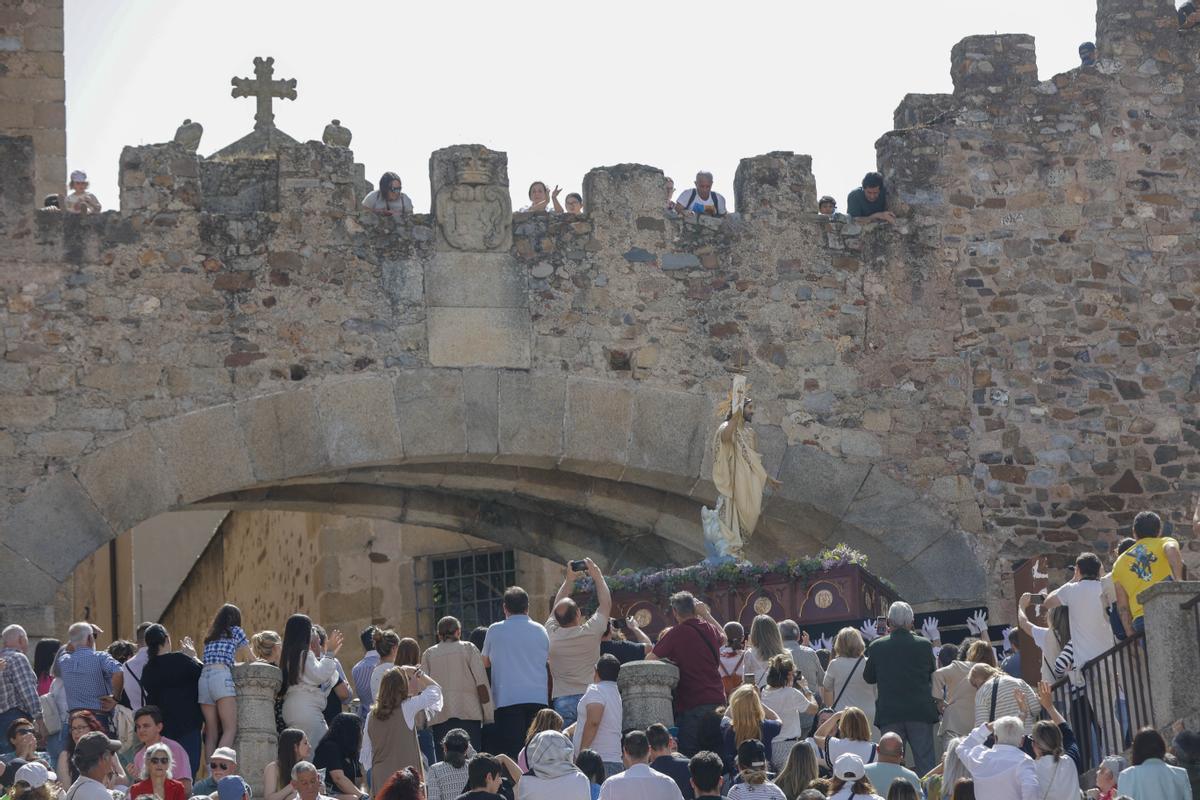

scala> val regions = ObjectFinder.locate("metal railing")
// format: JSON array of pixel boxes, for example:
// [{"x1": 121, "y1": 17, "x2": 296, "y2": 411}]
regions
[{"x1": 1049, "y1": 631, "x2": 1154, "y2": 767}]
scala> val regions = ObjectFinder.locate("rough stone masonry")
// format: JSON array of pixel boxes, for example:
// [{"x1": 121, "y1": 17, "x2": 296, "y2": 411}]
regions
[{"x1": 1, "y1": 0, "x2": 1198, "y2": 636}]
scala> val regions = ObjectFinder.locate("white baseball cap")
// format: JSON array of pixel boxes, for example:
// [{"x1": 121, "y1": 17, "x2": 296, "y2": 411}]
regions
[
  {"x1": 833, "y1": 752, "x2": 865, "y2": 781},
  {"x1": 14, "y1": 762, "x2": 57, "y2": 788},
  {"x1": 70, "y1": 170, "x2": 88, "y2": 183}
]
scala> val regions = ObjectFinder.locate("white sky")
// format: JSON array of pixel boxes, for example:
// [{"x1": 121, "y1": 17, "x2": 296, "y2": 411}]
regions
[{"x1": 64, "y1": 1, "x2": 1097, "y2": 212}]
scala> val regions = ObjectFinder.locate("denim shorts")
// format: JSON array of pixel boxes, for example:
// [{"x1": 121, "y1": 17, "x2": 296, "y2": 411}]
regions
[{"x1": 198, "y1": 663, "x2": 236, "y2": 704}]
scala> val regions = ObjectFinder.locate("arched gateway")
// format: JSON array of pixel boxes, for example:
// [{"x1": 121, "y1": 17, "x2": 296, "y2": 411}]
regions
[{"x1": 1, "y1": 368, "x2": 984, "y2": 629}]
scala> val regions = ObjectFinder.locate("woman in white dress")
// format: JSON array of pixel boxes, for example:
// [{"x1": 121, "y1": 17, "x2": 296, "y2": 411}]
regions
[{"x1": 279, "y1": 614, "x2": 344, "y2": 747}]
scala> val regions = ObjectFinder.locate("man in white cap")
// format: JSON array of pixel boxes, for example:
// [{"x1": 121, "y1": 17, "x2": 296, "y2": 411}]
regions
[
  {"x1": 192, "y1": 746, "x2": 240, "y2": 796},
  {"x1": 66, "y1": 731, "x2": 123, "y2": 800},
  {"x1": 63, "y1": 170, "x2": 101, "y2": 214}
]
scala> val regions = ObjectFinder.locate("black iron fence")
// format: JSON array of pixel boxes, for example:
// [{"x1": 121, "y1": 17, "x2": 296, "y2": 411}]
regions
[{"x1": 1049, "y1": 632, "x2": 1154, "y2": 767}]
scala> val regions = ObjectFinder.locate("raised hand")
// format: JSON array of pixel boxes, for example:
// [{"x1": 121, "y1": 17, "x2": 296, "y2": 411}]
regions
[
  {"x1": 1001, "y1": 626, "x2": 1015, "y2": 653},
  {"x1": 181, "y1": 636, "x2": 197, "y2": 658},
  {"x1": 966, "y1": 609, "x2": 989, "y2": 637},
  {"x1": 800, "y1": 631, "x2": 811, "y2": 647},
  {"x1": 1014, "y1": 686, "x2": 1030, "y2": 718},
  {"x1": 328, "y1": 629, "x2": 344, "y2": 655},
  {"x1": 860, "y1": 619, "x2": 879, "y2": 642},
  {"x1": 817, "y1": 634, "x2": 833, "y2": 652},
  {"x1": 552, "y1": 185, "x2": 562, "y2": 199},
  {"x1": 1036, "y1": 680, "x2": 1054, "y2": 712},
  {"x1": 920, "y1": 617, "x2": 941, "y2": 642}
]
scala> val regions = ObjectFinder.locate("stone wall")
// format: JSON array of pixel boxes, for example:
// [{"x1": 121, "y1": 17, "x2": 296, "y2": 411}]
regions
[
  {"x1": 3, "y1": 0, "x2": 1200, "y2": 636},
  {"x1": 158, "y1": 509, "x2": 563, "y2": 663},
  {"x1": 0, "y1": 0, "x2": 65, "y2": 200}
]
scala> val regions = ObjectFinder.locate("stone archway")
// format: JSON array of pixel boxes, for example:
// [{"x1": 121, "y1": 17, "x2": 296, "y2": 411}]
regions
[{"x1": 1, "y1": 369, "x2": 985, "y2": 630}]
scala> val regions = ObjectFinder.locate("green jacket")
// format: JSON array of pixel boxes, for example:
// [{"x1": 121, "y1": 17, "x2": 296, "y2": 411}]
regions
[{"x1": 862, "y1": 627, "x2": 939, "y2": 726}]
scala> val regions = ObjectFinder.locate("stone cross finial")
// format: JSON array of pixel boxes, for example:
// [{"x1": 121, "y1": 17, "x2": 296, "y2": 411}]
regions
[{"x1": 230, "y1": 57, "x2": 297, "y2": 131}]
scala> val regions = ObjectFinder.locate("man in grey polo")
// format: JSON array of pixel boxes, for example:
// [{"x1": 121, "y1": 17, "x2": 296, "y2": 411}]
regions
[{"x1": 481, "y1": 586, "x2": 550, "y2": 758}]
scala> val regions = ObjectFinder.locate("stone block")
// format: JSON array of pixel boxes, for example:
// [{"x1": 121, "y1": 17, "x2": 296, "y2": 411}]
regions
[
  {"x1": 734, "y1": 151, "x2": 817, "y2": 215},
  {"x1": 774, "y1": 445, "x2": 872, "y2": 517},
  {"x1": 150, "y1": 405, "x2": 256, "y2": 503},
  {"x1": 1, "y1": 473, "x2": 114, "y2": 580},
  {"x1": 232, "y1": 662, "x2": 282, "y2": 798},
  {"x1": 81, "y1": 364, "x2": 162, "y2": 399},
  {"x1": 315, "y1": 377, "x2": 404, "y2": 469},
  {"x1": 1143, "y1": 581, "x2": 1200, "y2": 727},
  {"x1": 234, "y1": 390, "x2": 329, "y2": 483},
  {"x1": 951, "y1": 34, "x2": 1038, "y2": 96},
  {"x1": 618, "y1": 660, "x2": 679, "y2": 730},
  {"x1": 563, "y1": 380, "x2": 633, "y2": 476},
  {"x1": 394, "y1": 369, "x2": 465, "y2": 458},
  {"x1": 0, "y1": 394, "x2": 55, "y2": 428},
  {"x1": 427, "y1": 307, "x2": 531, "y2": 369},
  {"x1": 76, "y1": 427, "x2": 180, "y2": 536},
  {"x1": 463, "y1": 369, "x2": 499, "y2": 455},
  {"x1": 425, "y1": 251, "x2": 525, "y2": 307},
  {"x1": 628, "y1": 388, "x2": 708, "y2": 479},
  {"x1": 0, "y1": 543, "x2": 63, "y2": 612},
  {"x1": 497, "y1": 371, "x2": 564, "y2": 464},
  {"x1": 583, "y1": 163, "x2": 667, "y2": 226}
]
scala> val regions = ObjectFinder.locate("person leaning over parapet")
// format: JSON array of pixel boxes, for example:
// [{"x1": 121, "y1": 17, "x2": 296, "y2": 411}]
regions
[
  {"x1": 363, "y1": 172, "x2": 413, "y2": 216},
  {"x1": 847, "y1": 172, "x2": 895, "y2": 225},
  {"x1": 817, "y1": 196, "x2": 848, "y2": 223},
  {"x1": 519, "y1": 182, "x2": 564, "y2": 213},
  {"x1": 673, "y1": 171, "x2": 726, "y2": 218},
  {"x1": 63, "y1": 171, "x2": 101, "y2": 214}
]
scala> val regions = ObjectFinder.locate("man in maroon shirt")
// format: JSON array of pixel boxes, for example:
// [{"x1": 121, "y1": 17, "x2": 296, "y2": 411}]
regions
[{"x1": 647, "y1": 592, "x2": 727, "y2": 756}]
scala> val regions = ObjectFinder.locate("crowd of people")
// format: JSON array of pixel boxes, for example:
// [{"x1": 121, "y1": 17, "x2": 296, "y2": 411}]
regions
[
  {"x1": 357, "y1": 168, "x2": 901, "y2": 227},
  {"x1": 0, "y1": 518, "x2": 1194, "y2": 800}
]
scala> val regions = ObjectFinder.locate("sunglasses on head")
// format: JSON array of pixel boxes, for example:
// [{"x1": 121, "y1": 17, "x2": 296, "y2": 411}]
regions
[
  {"x1": 149, "y1": 757, "x2": 171, "y2": 765},
  {"x1": 15, "y1": 728, "x2": 35, "y2": 736}
]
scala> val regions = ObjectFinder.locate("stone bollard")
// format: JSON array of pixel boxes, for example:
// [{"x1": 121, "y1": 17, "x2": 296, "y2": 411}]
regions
[
  {"x1": 1141, "y1": 580, "x2": 1200, "y2": 728},
  {"x1": 617, "y1": 660, "x2": 679, "y2": 731},
  {"x1": 233, "y1": 662, "x2": 282, "y2": 797}
]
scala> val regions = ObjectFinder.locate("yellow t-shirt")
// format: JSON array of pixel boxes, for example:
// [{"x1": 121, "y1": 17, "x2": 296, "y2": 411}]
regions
[{"x1": 1112, "y1": 536, "x2": 1177, "y2": 619}]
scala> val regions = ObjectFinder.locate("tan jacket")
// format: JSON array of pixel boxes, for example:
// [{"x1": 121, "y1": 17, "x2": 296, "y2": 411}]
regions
[
  {"x1": 932, "y1": 660, "x2": 977, "y2": 738},
  {"x1": 421, "y1": 640, "x2": 493, "y2": 724}
]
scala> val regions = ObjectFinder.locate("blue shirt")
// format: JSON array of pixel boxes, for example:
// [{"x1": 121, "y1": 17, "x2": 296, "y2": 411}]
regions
[
  {"x1": 351, "y1": 651, "x2": 380, "y2": 719},
  {"x1": 56, "y1": 646, "x2": 120, "y2": 711},
  {"x1": 481, "y1": 615, "x2": 549, "y2": 708}
]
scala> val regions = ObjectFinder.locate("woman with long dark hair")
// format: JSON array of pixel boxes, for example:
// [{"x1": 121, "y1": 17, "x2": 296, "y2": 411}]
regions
[
  {"x1": 32, "y1": 640, "x2": 59, "y2": 696},
  {"x1": 199, "y1": 603, "x2": 251, "y2": 758},
  {"x1": 264, "y1": 728, "x2": 311, "y2": 800},
  {"x1": 280, "y1": 614, "x2": 344, "y2": 747},
  {"x1": 362, "y1": 173, "x2": 413, "y2": 216},
  {"x1": 425, "y1": 728, "x2": 471, "y2": 800},
  {"x1": 141, "y1": 623, "x2": 204, "y2": 775},
  {"x1": 314, "y1": 712, "x2": 364, "y2": 800}
]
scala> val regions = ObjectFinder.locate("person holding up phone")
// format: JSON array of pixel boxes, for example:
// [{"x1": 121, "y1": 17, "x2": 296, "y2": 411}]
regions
[
  {"x1": 601, "y1": 616, "x2": 652, "y2": 665},
  {"x1": 546, "y1": 559, "x2": 612, "y2": 729}
]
